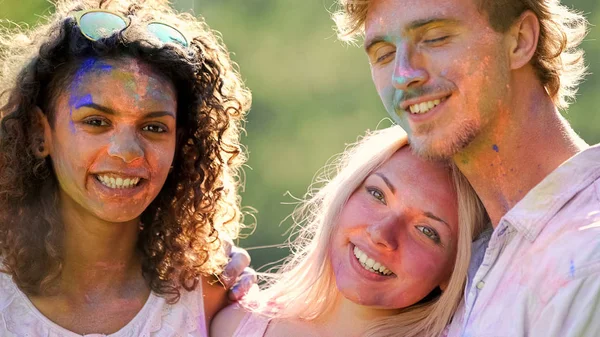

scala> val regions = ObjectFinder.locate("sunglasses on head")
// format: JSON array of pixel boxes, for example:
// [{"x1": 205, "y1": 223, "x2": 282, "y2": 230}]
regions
[{"x1": 72, "y1": 9, "x2": 188, "y2": 48}]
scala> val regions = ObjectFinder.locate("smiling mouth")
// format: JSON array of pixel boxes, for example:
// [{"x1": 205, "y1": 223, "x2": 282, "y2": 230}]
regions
[
  {"x1": 407, "y1": 96, "x2": 448, "y2": 115},
  {"x1": 95, "y1": 174, "x2": 142, "y2": 189},
  {"x1": 353, "y1": 246, "x2": 394, "y2": 276}
]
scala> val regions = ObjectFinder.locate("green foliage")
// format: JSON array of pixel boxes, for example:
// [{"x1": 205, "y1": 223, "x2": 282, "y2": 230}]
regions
[{"x1": 2, "y1": 0, "x2": 599, "y2": 270}]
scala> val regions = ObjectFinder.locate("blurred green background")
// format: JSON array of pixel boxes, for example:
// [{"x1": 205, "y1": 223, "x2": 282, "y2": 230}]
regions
[{"x1": 2, "y1": 0, "x2": 599, "y2": 271}]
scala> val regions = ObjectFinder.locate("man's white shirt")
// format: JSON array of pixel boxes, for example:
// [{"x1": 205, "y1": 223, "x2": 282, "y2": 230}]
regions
[{"x1": 447, "y1": 144, "x2": 600, "y2": 337}]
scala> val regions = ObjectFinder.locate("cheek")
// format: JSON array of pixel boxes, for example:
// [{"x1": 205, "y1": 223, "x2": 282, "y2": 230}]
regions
[
  {"x1": 337, "y1": 194, "x2": 374, "y2": 232},
  {"x1": 144, "y1": 139, "x2": 176, "y2": 179},
  {"x1": 372, "y1": 68, "x2": 394, "y2": 105},
  {"x1": 403, "y1": 244, "x2": 452, "y2": 281},
  {"x1": 372, "y1": 67, "x2": 409, "y2": 126},
  {"x1": 52, "y1": 125, "x2": 104, "y2": 175}
]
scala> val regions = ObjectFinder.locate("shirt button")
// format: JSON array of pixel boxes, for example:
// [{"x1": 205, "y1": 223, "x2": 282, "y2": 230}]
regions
[{"x1": 476, "y1": 281, "x2": 485, "y2": 289}]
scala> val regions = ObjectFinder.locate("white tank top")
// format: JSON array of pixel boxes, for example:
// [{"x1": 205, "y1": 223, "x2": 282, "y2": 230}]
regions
[{"x1": 0, "y1": 272, "x2": 207, "y2": 336}]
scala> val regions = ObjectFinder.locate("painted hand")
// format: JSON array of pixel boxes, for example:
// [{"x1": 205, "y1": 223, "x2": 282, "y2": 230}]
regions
[{"x1": 221, "y1": 240, "x2": 257, "y2": 301}]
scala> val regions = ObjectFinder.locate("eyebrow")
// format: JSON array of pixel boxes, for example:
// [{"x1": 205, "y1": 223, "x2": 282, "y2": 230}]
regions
[
  {"x1": 364, "y1": 18, "x2": 461, "y2": 53},
  {"x1": 424, "y1": 211, "x2": 449, "y2": 227},
  {"x1": 76, "y1": 102, "x2": 175, "y2": 119},
  {"x1": 405, "y1": 18, "x2": 460, "y2": 32},
  {"x1": 374, "y1": 172, "x2": 396, "y2": 194},
  {"x1": 371, "y1": 172, "x2": 451, "y2": 226}
]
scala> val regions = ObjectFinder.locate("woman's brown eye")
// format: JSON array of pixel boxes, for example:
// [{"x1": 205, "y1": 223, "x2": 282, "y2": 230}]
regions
[
  {"x1": 84, "y1": 117, "x2": 109, "y2": 127},
  {"x1": 142, "y1": 124, "x2": 167, "y2": 133}
]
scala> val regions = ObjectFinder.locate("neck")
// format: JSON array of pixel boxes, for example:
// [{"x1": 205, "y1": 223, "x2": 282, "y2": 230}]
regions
[
  {"x1": 58, "y1": 194, "x2": 144, "y2": 298},
  {"x1": 316, "y1": 296, "x2": 400, "y2": 337},
  {"x1": 453, "y1": 80, "x2": 587, "y2": 227}
]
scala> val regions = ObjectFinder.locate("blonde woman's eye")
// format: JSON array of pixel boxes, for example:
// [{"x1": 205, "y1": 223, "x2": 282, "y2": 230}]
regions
[
  {"x1": 417, "y1": 226, "x2": 440, "y2": 243},
  {"x1": 367, "y1": 187, "x2": 386, "y2": 204}
]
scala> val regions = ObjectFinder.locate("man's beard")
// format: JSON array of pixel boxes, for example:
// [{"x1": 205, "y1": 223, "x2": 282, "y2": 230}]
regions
[{"x1": 408, "y1": 119, "x2": 481, "y2": 161}]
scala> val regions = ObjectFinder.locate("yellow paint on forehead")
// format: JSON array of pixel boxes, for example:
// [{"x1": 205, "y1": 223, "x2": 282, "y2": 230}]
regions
[{"x1": 103, "y1": 62, "x2": 162, "y2": 100}]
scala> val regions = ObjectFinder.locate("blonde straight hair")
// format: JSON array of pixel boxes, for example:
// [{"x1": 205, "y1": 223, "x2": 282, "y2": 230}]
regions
[{"x1": 245, "y1": 126, "x2": 488, "y2": 337}]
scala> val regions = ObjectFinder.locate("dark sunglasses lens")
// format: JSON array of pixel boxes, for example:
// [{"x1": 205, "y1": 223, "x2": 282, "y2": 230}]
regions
[
  {"x1": 79, "y1": 12, "x2": 127, "y2": 40},
  {"x1": 147, "y1": 22, "x2": 188, "y2": 47}
]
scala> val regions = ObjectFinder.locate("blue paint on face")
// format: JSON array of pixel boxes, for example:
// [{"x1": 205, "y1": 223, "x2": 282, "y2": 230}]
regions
[
  {"x1": 69, "y1": 93, "x2": 93, "y2": 109},
  {"x1": 71, "y1": 57, "x2": 113, "y2": 89},
  {"x1": 492, "y1": 144, "x2": 499, "y2": 152},
  {"x1": 67, "y1": 58, "x2": 112, "y2": 132},
  {"x1": 67, "y1": 93, "x2": 92, "y2": 133}
]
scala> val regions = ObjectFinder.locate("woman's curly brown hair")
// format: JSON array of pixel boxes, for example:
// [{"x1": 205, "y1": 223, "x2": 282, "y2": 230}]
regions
[{"x1": 0, "y1": 0, "x2": 251, "y2": 302}]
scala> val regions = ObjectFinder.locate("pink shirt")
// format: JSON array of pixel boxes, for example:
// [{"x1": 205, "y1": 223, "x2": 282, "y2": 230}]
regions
[
  {"x1": 232, "y1": 312, "x2": 270, "y2": 337},
  {"x1": 447, "y1": 144, "x2": 600, "y2": 336}
]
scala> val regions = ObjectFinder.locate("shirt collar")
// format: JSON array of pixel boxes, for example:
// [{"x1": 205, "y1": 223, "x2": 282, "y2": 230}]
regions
[{"x1": 502, "y1": 144, "x2": 600, "y2": 242}]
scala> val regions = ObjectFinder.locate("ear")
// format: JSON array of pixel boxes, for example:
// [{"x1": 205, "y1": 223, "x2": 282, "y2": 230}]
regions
[
  {"x1": 439, "y1": 280, "x2": 449, "y2": 292},
  {"x1": 32, "y1": 106, "x2": 53, "y2": 158},
  {"x1": 508, "y1": 10, "x2": 540, "y2": 70}
]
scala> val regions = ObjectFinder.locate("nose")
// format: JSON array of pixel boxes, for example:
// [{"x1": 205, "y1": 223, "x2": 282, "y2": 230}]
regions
[
  {"x1": 392, "y1": 43, "x2": 428, "y2": 90},
  {"x1": 366, "y1": 215, "x2": 400, "y2": 251},
  {"x1": 107, "y1": 128, "x2": 144, "y2": 163}
]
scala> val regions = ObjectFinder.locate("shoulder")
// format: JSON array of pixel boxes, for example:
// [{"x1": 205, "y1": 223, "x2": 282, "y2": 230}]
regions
[
  {"x1": 0, "y1": 272, "x2": 38, "y2": 335},
  {"x1": 210, "y1": 303, "x2": 250, "y2": 337},
  {"x1": 534, "y1": 179, "x2": 600, "y2": 270},
  {"x1": 0, "y1": 272, "x2": 18, "y2": 305},
  {"x1": 201, "y1": 276, "x2": 229, "y2": 325}
]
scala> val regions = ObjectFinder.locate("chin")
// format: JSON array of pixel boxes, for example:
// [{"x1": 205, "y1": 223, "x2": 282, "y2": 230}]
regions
[
  {"x1": 98, "y1": 213, "x2": 142, "y2": 223},
  {"x1": 338, "y1": 284, "x2": 396, "y2": 309},
  {"x1": 409, "y1": 126, "x2": 479, "y2": 161},
  {"x1": 91, "y1": 205, "x2": 146, "y2": 223},
  {"x1": 410, "y1": 137, "x2": 457, "y2": 161}
]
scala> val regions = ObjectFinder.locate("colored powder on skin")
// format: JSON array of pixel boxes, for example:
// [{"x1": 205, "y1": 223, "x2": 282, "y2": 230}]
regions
[
  {"x1": 67, "y1": 93, "x2": 93, "y2": 132},
  {"x1": 492, "y1": 144, "x2": 499, "y2": 152},
  {"x1": 72, "y1": 58, "x2": 113, "y2": 88},
  {"x1": 69, "y1": 93, "x2": 93, "y2": 110},
  {"x1": 570, "y1": 260, "x2": 575, "y2": 278},
  {"x1": 68, "y1": 58, "x2": 113, "y2": 131}
]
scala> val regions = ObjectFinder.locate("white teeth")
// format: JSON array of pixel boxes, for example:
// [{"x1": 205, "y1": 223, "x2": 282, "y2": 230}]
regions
[
  {"x1": 353, "y1": 246, "x2": 393, "y2": 276},
  {"x1": 96, "y1": 174, "x2": 142, "y2": 189},
  {"x1": 408, "y1": 98, "x2": 444, "y2": 115}
]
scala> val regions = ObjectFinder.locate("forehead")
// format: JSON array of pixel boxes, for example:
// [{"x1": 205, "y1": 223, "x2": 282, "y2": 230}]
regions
[
  {"x1": 364, "y1": 0, "x2": 483, "y2": 38},
  {"x1": 69, "y1": 57, "x2": 170, "y2": 90},
  {"x1": 377, "y1": 147, "x2": 456, "y2": 202},
  {"x1": 64, "y1": 57, "x2": 176, "y2": 107}
]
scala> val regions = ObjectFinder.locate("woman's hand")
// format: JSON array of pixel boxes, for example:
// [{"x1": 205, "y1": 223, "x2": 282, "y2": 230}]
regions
[{"x1": 221, "y1": 241, "x2": 258, "y2": 301}]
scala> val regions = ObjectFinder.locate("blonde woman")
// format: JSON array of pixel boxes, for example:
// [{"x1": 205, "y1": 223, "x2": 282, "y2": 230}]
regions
[{"x1": 211, "y1": 126, "x2": 488, "y2": 337}]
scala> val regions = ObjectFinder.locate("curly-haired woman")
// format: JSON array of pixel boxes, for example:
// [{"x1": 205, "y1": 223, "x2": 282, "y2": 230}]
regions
[{"x1": 0, "y1": 0, "x2": 252, "y2": 335}]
